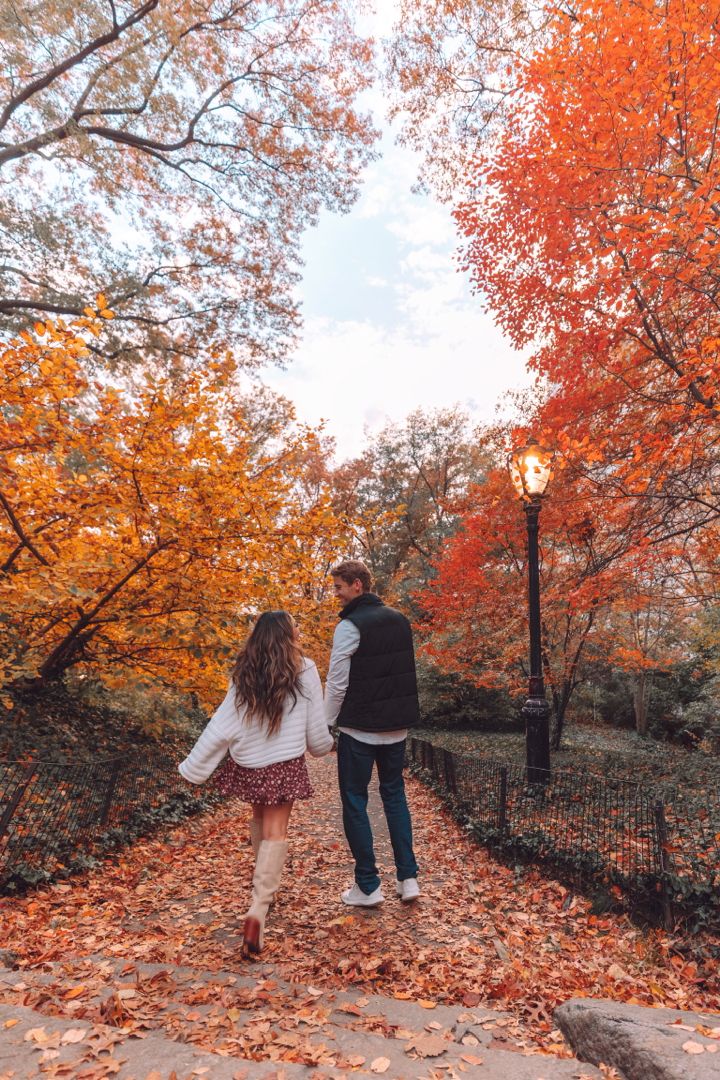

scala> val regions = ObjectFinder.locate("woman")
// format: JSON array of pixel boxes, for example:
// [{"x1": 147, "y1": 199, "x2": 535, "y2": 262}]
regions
[{"x1": 179, "y1": 611, "x2": 333, "y2": 956}]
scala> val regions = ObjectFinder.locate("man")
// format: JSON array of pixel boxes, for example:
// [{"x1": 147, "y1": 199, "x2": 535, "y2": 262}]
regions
[{"x1": 325, "y1": 559, "x2": 420, "y2": 907}]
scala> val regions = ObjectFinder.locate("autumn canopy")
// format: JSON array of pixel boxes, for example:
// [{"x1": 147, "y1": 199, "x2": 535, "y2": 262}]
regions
[{"x1": 2, "y1": 0, "x2": 720, "y2": 742}]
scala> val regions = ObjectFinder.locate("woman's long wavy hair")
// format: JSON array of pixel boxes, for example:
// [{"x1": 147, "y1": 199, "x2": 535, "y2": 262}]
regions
[{"x1": 231, "y1": 611, "x2": 303, "y2": 736}]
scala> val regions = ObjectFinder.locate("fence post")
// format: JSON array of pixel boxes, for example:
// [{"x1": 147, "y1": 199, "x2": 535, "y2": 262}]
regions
[
  {"x1": 99, "y1": 760, "x2": 123, "y2": 828},
  {"x1": 443, "y1": 749, "x2": 457, "y2": 794},
  {"x1": 498, "y1": 766, "x2": 508, "y2": 834},
  {"x1": 653, "y1": 800, "x2": 674, "y2": 931},
  {"x1": 0, "y1": 765, "x2": 36, "y2": 844}
]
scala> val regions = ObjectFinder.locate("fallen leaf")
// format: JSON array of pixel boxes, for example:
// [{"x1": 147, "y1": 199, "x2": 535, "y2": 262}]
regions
[
  {"x1": 60, "y1": 1028, "x2": 88, "y2": 1044},
  {"x1": 24, "y1": 1027, "x2": 47, "y2": 1043},
  {"x1": 683, "y1": 1041, "x2": 705, "y2": 1054},
  {"x1": 405, "y1": 1034, "x2": 448, "y2": 1058},
  {"x1": 370, "y1": 1057, "x2": 390, "y2": 1073},
  {"x1": 461, "y1": 1054, "x2": 484, "y2": 1065}
]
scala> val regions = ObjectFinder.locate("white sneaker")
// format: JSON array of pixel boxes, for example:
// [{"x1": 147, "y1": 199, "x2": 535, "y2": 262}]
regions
[
  {"x1": 342, "y1": 883, "x2": 385, "y2": 907},
  {"x1": 395, "y1": 877, "x2": 420, "y2": 902}
]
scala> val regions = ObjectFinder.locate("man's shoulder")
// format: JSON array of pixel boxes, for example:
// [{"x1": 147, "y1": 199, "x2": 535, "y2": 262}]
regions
[
  {"x1": 356, "y1": 603, "x2": 413, "y2": 635},
  {"x1": 378, "y1": 603, "x2": 411, "y2": 625}
]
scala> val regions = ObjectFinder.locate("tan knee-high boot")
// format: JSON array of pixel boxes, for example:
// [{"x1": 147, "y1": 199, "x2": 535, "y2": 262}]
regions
[
  {"x1": 242, "y1": 839, "x2": 288, "y2": 957},
  {"x1": 249, "y1": 821, "x2": 279, "y2": 905}
]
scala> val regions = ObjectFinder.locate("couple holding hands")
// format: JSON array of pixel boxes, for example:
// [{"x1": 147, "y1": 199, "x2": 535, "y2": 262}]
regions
[{"x1": 179, "y1": 560, "x2": 420, "y2": 957}]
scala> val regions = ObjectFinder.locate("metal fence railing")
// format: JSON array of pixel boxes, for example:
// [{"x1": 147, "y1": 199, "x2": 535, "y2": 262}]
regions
[
  {"x1": 0, "y1": 754, "x2": 199, "y2": 892},
  {"x1": 408, "y1": 737, "x2": 719, "y2": 927}
]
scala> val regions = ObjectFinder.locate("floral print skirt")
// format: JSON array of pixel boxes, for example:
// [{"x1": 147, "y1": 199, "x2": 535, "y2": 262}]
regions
[{"x1": 213, "y1": 754, "x2": 314, "y2": 805}]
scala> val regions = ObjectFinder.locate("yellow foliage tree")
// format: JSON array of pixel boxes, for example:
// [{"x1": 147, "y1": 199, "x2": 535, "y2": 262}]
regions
[{"x1": 0, "y1": 313, "x2": 346, "y2": 704}]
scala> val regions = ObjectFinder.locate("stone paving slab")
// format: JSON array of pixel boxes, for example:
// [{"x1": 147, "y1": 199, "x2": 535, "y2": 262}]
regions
[
  {"x1": 556, "y1": 998, "x2": 720, "y2": 1080},
  {"x1": 0, "y1": 958, "x2": 509, "y2": 1038},
  {"x1": 0, "y1": 961, "x2": 605, "y2": 1079},
  {"x1": 0, "y1": 999, "x2": 606, "y2": 1080},
  {"x1": 0, "y1": 1002, "x2": 311, "y2": 1079}
]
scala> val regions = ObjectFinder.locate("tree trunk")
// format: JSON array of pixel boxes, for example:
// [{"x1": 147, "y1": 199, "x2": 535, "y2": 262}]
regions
[
  {"x1": 633, "y1": 672, "x2": 651, "y2": 735},
  {"x1": 550, "y1": 681, "x2": 572, "y2": 751}
]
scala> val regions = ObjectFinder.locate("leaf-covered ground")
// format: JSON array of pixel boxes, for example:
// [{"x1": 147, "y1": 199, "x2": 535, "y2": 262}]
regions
[
  {"x1": 420, "y1": 727, "x2": 720, "y2": 867},
  {"x1": 416, "y1": 726, "x2": 718, "y2": 797},
  {"x1": 0, "y1": 756, "x2": 718, "y2": 1062}
]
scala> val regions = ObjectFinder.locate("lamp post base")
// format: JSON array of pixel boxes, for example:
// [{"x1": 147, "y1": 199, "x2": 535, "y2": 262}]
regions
[{"x1": 523, "y1": 696, "x2": 551, "y2": 784}]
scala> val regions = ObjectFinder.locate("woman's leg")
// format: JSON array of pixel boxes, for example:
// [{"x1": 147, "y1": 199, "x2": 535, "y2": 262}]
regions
[
  {"x1": 250, "y1": 804, "x2": 263, "y2": 856},
  {"x1": 243, "y1": 802, "x2": 292, "y2": 957},
  {"x1": 261, "y1": 801, "x2": 292, "y2": 839}
]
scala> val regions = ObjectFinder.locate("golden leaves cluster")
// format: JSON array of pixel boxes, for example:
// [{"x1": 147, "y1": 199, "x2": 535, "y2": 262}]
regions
[{"x1": 0, "y1": 314, "x2": 346, "y2": 701}]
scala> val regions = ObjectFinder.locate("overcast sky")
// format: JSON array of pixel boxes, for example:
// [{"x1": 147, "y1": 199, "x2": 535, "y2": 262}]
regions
[{"x1": 262, "y1": 4, "x2": 533, "y2": 462}]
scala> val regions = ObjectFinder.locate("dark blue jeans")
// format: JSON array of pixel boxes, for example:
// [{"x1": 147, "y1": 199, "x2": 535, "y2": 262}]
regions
[{"x1": 337, "y1": 732, "x2": 419, "y2": 894}]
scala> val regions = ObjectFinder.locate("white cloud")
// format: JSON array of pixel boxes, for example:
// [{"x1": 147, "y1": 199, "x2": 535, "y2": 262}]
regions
[
  {"x1": 262, "y1": 2, "x2": 534, "y2": 461},
  {"x1": 265, "y1": 307, "x2": 531, "y2": 460}
]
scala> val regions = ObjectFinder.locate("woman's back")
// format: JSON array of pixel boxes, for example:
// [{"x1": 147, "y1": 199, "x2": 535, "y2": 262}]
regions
[{"x1": 179, "y1": 657, "x2": 332, "y2": 781}]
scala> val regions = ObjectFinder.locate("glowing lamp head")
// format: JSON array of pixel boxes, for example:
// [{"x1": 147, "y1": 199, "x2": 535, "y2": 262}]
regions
[{"x1": 509, "y1": 439, "x2": 554, "y2": 501}]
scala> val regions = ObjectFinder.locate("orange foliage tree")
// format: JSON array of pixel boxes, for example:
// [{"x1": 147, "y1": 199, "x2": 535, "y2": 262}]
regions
[
  {"x1": 0, "y1": 314, "x2": 346, "y2": 704},
  {"x1": 453, "y1": 0, "x2": 720, "y2": 544},
  {"x1": 415, "y1": 445, "x2": 708, "y2": 745},
  {"x1": 417, "y1": 465, "x2": 609, "y2": 747},
  {"x1": 389, "y1": 0, "x2": 720, "y2": 728}
]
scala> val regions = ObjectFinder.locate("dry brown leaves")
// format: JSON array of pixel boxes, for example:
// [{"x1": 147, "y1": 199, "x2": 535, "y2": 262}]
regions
[{"x1": 0, "y1": 757, "x2": 718, "y2": 1069}]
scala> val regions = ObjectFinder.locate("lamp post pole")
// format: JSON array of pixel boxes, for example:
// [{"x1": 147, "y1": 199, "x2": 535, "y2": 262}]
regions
[{"x1": 523, "y1": 497, "x2": 551, "y2": 784}]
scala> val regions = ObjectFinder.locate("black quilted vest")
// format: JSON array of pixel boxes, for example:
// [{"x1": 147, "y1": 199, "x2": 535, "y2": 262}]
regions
[{"x1": 336, "y1": 593, "x2": 420, "y2": 732}]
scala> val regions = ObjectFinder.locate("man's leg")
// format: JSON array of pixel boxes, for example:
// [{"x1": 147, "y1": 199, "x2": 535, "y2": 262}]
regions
[
  {"x1": 337, "y1": 733, "x2": 381, "y2": 893},
  {"x1": 376, "y1": 740, "x2": 419, "y2": 883}
]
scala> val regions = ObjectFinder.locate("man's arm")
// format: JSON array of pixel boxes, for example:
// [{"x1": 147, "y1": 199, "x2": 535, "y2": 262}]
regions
[{"x1": 324, "y1": 620, "x2": 361, "y2": 725}]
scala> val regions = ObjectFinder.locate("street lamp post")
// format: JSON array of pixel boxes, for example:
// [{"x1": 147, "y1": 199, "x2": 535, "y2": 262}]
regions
[{"x1": 509, "y1": 439, "x2": 554, "y2": 784}]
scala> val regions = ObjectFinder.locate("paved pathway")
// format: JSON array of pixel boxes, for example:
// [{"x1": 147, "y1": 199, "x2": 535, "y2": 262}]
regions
[{"x1": 0, "y1": 756, "x2": 716, "y2": 1077}]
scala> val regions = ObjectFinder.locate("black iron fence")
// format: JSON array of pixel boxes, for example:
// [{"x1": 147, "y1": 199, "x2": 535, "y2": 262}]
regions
[
  {"x1": 408, "y1": 737, "x2": 720, "y2": 927},
  {"x1": 0, "y1": 754, "x2": 199, "y2": 892}
]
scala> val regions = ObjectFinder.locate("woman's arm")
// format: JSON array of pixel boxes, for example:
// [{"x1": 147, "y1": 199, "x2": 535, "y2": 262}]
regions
[
  {"x1": 178, "y1": 685, "x2": 238, "y2": 783},
  {"x1": 304, "y1": 662, "x2": 334, "y2": 757}
]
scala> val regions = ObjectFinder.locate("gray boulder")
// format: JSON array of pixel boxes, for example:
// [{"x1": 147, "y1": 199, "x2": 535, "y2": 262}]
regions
[{"x1": 556, "y1": 998, "x2": 720, "y2": 1080}]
